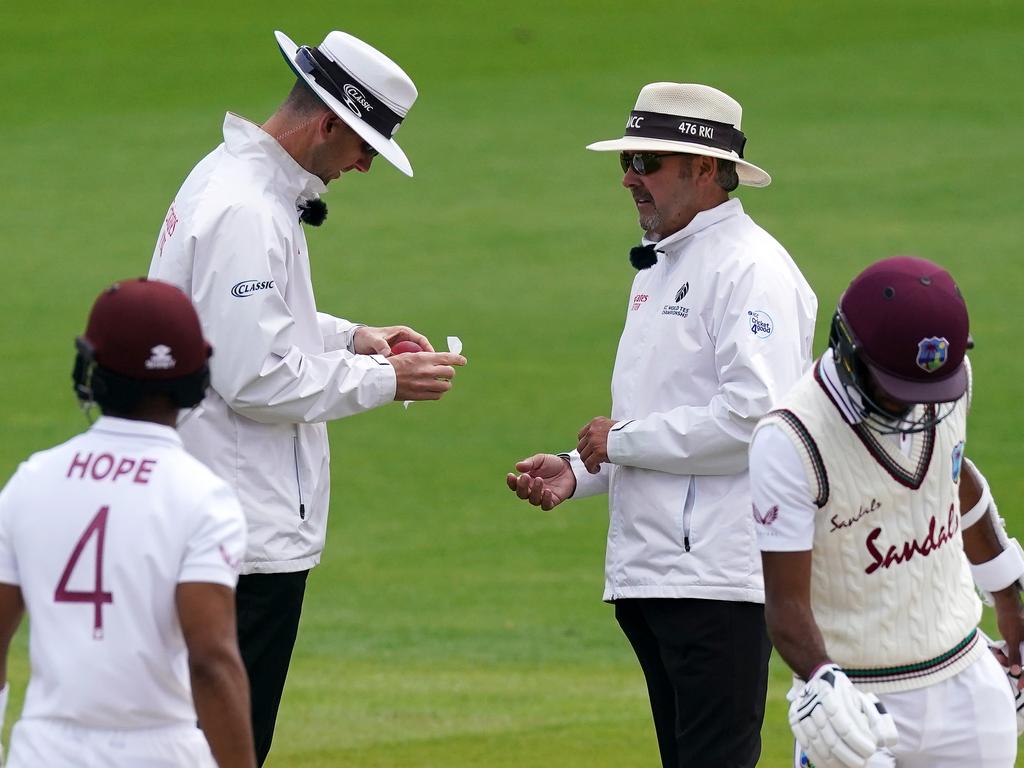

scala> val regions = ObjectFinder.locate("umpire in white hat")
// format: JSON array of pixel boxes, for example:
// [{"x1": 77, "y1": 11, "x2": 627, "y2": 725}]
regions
[
  {"x1": 507, "y1": 82, "x2": 817, "y2": 766},
  {"x1": 149, "y1": 29, "x2": 466, "y2": 765}
]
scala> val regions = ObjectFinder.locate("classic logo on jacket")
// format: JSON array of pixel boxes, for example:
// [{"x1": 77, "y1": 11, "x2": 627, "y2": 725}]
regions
[
  {"x1": 231, "y1": 280, "x2": 276, "y2": 298},
  {"x1": 916, "y1": 336, "x2": 949, "y2": 372},
  {"x1": 951, "y1": 441, "x2": 965, "y2": 483},
  {"x1": 675, "y1": 283, "x2": 689, "y2": 303},
  {"x1": 631, "y1": 293, "x2": 648, "y2": 311},
  {"x1": 863, "y1": 503, "x2": 958, "y2": 574},
  {"x1": 747, "y1": 310, "x2": 774, "y2": 338}
]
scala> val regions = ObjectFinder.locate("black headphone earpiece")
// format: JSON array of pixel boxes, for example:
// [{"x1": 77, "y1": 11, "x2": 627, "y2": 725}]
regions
[
  {"x1": 72, "y1": 337, "x2": 99, "y2": 403},
  {"x1": 829, "y1": 310, "x2": 867, "y2": 385}
]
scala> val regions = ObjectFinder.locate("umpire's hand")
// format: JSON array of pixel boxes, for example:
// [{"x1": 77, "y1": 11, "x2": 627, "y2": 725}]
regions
[
  {"x1": 388, "y1": 351, "x2": 466, "y2": 401},
  {"x1": 354, "y1": 324, "x2": 434, "y2": 355},
  {"x1": 577, "y1": 417, "x2": 618, "y2": 474},
  {"x1": 506, "y1": 454, "x2": 576, "y2": 511}
]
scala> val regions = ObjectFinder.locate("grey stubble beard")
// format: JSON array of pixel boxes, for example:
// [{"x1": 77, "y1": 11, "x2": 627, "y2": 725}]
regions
[{"x1": 638, "y1": 208, "x2": 662, "y2": 234}]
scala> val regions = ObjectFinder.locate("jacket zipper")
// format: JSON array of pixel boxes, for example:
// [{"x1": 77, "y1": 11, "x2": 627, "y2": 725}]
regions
[
  {"x1": 681, "y1": 476, "x2": 696, "y2": 552},
  {"x1": 292, "y1": 434, "x2": 306, "y2": 519}
]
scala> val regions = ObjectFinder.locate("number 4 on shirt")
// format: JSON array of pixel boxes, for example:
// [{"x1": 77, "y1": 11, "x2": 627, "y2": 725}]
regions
[{"x1": 54, "y1": 505, "x2": 114, "y2": 639}]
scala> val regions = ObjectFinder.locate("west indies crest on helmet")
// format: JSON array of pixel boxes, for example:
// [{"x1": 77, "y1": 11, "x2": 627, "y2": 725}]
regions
[{"x1": 828, "y1": 256, "x2": 969, "y2": 434}]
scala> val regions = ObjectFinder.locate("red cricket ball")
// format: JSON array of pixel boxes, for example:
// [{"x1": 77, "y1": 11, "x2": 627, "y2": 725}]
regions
[{"x1": 390, "y1": 340, "x2": 423, "y2": 355}]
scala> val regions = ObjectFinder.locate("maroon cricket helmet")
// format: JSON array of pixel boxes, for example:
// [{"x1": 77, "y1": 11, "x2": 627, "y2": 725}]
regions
[
  {"x1": 81, "y1": 278, "x2": 211, "y2": 380},
  {"x1": 837, "y1": 256, "x2": 969, "y2": 404}
]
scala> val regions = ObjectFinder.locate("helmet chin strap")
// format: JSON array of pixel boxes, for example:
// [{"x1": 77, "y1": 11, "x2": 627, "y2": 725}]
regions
[
  {"x1": 854, "y1": 395, "x2": 955, "y2": 436},
  {"x1": 79, "y1": 400, "x2": 98, "y2": 426}
]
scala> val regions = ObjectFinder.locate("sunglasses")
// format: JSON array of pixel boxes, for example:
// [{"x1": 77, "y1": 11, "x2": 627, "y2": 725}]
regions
[
  {"x1": 361, "y1": 142, "x2": 379, "y2": 158},
  {"x1": 619, "y1": 152, "x2": 677, "y2": 175}
]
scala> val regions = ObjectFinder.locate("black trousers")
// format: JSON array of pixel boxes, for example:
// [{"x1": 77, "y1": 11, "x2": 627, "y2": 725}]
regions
[
  {"x1": 235, "y1": 570, "x2": 310, "y2": 767},
  {"x1": 615, "y1": 598, "x2": 772, "y2": 768}
]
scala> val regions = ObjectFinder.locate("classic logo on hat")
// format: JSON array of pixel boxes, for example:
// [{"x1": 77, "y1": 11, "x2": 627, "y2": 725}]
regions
[
  {"x1": 342, "y1": 84, "x2": 373, "y2": 117},
  {"x1": 144, "y1": 344, "x2": 176, "y2": 370},
  {"x1": 916, "y1": 337, "x2": 949, "y2": 373}
]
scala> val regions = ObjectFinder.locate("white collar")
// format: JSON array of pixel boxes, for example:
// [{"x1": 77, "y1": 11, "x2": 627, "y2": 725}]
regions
[
  {"x1": 819, "y1": 350, "x2": 863, "y2": 425},
  {"x1": 90, "y1": 416, "x2": 183, "y2": 447},
  {"x1": 819, "y1": 350, "x2": 908, "y2": 437},
  {"x1": 643, "y1": 197, "x2": 743, "y2": 250},
  {"x1": 222, "y1": 113, "x2": 327, "y2": 203}
]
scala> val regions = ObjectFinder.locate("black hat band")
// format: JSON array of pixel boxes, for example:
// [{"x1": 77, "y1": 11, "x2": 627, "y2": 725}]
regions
[
  {"x1": 295, "y1": 46, "x2": 403, "y2": 138},
  {"x1": 624, "y1": 111, "x2": 746, "y2": 157}
]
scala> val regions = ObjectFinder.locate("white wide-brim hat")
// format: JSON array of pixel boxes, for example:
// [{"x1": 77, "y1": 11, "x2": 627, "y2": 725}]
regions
[
  {"x1": 275, "y1": 30, "x2": 418, "y2": 177},
  {"x1": 587, "y1": 82, "x2": 771, "y2": 187}
]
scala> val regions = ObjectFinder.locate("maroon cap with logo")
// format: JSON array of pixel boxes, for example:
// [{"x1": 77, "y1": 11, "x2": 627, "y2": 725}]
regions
[
  {"x1": 82, "y1": 278, "x2": 211, "y2": 380},
  {"x1": 840, "y1": 256, "x2": 969, "y2": 404}
]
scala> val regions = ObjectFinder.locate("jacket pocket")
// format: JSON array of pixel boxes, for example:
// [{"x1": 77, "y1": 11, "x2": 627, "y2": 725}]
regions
[
  {"x1": 292, "y1": 432, "x2": 306, "y2": 520},
  {"x1": 681, "y1": 476, "x2": 696, "y2": 552}
]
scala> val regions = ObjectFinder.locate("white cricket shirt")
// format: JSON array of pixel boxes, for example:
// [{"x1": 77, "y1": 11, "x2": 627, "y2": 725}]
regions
[
  {"x1": 752, "y1": 350, "x2": 927, "y2": 551},
  {"x1": 0, "y1": 417, "x2": 246, "y2": 729}
]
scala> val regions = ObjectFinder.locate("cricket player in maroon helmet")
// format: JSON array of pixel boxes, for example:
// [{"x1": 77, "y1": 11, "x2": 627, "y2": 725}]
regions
[
  {"x1": 750, "y1": 256, "x2": 1024, "y2": 766},
  {"x1": 0, "y1": 278, "x2": 255, "y2": 767}
]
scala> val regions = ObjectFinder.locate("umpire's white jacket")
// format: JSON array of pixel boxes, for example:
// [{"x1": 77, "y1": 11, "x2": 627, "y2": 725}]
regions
[
  {"x1": 149, "y1": 114, "x2": 397, "y2": 574},
  {"x1": 565, "y1": 199, "x2": 816, "y2": 603}
]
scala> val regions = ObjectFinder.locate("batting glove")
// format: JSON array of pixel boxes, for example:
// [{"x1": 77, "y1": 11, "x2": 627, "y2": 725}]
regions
[
  {"x1": 789, "y1": 663, "x2": 897, "y2": 768},
  {"x1": 986, "y1": 638, "x2": 1024, "y2": 735}
]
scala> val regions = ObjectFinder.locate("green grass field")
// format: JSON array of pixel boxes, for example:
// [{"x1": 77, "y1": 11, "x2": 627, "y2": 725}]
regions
[{"x1": 2, "y1": 1, "x2": 1023, "y2": 764}]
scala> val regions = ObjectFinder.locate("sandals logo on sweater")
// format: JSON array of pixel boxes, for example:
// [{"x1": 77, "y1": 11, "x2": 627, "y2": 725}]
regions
[{"x1": 864, "y1": 504, "x2": 959, "y2": 574}]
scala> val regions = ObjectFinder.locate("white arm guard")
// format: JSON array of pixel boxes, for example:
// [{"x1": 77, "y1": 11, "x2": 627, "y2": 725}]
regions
[
  {"x1": 962, "y1": 459, "x2": 1024, "y2": 603},
  {"x1": 789, "y1": 664, "x2": 898, "y2": 768},
  {"x1": 960, "y1": 458, "x2": 993, "y2": 529},
  {"x1": 971, "y1": 540, "x2": 1024, "y2": 595}
]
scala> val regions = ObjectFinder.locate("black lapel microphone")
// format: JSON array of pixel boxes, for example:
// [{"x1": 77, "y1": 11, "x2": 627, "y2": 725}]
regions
[
  {"x1": 630, "y1": 243, "x2": 658, "y2": 270},
  {"x1": 298, "y1": 198, "x2": 328, "y2": 226}
]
